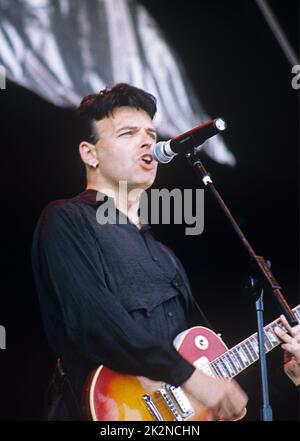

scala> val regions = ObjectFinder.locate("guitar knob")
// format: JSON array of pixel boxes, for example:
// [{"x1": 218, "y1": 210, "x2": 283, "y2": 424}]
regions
[{"x1": 194, "y1": 335, "x2": 208, "y2": 350}]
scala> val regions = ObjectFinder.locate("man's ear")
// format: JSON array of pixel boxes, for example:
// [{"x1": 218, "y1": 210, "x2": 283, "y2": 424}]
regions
[{"x1": 79, "y1": 141, "x2": 99, "y2": 169}]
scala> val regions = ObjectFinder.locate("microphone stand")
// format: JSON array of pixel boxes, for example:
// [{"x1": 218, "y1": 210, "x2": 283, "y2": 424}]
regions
[
  {"x1": 185, "y1": 151, "x2": 298, "y2": 421},
  {"x1": 255, "y1": 292, "x2": 273, "y2": 421},
  {"x1": 243, "y1": 278, "x2": 273, "y2": 420}
]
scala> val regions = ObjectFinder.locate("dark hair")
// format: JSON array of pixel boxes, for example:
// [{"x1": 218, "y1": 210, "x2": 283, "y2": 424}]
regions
[{"x1": 74, "y1": 83, "x2": 157, "y2": 144}]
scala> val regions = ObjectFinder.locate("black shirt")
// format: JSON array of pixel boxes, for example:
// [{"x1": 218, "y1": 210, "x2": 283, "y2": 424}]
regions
[{"x1": 32, "y1": 189, "x2": 196, "y2": 415}]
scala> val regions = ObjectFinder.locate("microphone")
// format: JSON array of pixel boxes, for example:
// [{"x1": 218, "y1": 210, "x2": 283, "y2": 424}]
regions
[{"x1": 151, "y1": 118, "x2": 227, "y2": 163}]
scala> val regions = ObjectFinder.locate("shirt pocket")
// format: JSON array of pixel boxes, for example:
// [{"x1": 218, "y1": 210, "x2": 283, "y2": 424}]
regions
[{"x1": 117, "y1": 272, "x2": 185, "y2": 316}]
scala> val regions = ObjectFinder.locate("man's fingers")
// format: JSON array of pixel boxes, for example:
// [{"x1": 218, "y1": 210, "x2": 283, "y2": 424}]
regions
[
  {"x1": 274, "y1": 326, "x2": 290, "y2": 342},
  {"x1": 218, "y1": 401, "x2": 246, "y2": 421},
  {"x1": 282, "y1": 343, "x2": 294, "y2": 352},
  {"x1": 210, "y1": 406, "x2": 221, "y2": 421},
  {"x1": 290, "y1": 326, "x2": 300, "y2": 341},
  {"x1": 280, "y1": 314, "x2": 295, "y2": 330},
  {"x1": 275, "y1": 325, "x2": 300, "y2": 345},
  {"x1": 220, "y1": 383, "x2": 248, "y2": 421},
  {"x1": 280, "y1": 315, "x2": 300, "y2": 337}
]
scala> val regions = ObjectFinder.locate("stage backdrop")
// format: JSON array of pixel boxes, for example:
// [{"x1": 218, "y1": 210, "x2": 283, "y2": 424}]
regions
[{"x1": 0, "y1": 0, "x2": 235, "y2": 165}]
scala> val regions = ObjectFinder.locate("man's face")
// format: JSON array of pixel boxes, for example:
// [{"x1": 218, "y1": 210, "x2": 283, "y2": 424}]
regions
[{"x1": 93, "y1": 106, "x2": 158, "y2": 192}]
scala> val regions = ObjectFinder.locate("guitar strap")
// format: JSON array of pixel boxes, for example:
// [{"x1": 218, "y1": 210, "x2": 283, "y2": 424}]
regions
[
  {"x1": 165, "y1": 247, "x2": 216, "y2": 331},
  {"x1": 189, "y1": 289, "x2": 215, "y2": 331},
  {"x1": 46, "y1": 357, "x2": 82, "y2": 420}
]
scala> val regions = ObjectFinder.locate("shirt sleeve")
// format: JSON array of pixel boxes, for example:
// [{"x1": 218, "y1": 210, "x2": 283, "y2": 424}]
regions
[{"x1": 32, "y1": 202, "x2": 195, "y2": 387}]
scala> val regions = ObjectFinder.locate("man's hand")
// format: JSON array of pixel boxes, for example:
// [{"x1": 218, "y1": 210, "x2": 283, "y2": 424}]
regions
[
  {"x1": 182, "y1": 369, "x2": 248, "y2": 421},
  {"x1": 275, "y1": 314, "x2": 300, "y2": 386}
]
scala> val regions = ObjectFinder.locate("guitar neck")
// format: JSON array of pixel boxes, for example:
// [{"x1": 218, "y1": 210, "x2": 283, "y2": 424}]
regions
[{"x1": 210, "y1": 305, "x2": 300, "y2": 380}]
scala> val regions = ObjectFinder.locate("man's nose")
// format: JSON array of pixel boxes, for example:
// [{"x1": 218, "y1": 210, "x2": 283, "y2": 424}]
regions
[{"x1": 140, "y1": 131, "x2": 154, "y2": 149}]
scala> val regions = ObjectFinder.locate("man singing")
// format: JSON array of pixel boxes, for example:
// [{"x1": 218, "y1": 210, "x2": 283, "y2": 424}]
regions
[{"x1": 36, "y1": 82, "x2": 298, "y2": 421}]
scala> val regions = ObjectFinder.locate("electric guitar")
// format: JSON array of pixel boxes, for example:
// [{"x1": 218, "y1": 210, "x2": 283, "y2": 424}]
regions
[{"x1": 83, "y1": 304, "x2": 300, "y2": 421}]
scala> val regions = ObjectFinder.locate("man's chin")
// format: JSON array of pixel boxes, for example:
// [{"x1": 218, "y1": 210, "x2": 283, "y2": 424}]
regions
[
  {"x1": 128, "y1": 175, "x2": 156, "y2": 191},
  {"x1": 127, "y1": 181, "x2": 153, "y2": 192}
]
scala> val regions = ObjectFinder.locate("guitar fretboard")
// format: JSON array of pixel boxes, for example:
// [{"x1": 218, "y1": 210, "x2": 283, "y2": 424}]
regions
[{"x1": 210, "y1": 305, "x2": 300, "y2": 379}]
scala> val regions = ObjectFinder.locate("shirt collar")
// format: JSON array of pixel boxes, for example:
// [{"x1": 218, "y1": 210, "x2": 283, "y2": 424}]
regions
[{"x1": 76, "y1": 189, "x2": 152, "y2": 231}]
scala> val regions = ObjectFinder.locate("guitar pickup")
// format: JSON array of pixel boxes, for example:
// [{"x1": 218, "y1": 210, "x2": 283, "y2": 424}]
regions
[
  {"x1": 155, "y1": 388, "x2": 182, "y2": 421},
  {"x1": 166, "y1": 385, "x2": 194, "y2": 419}
]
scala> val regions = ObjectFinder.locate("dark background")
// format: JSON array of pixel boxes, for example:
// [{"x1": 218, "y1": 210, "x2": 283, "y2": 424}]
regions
[{"x1": 0, "y1": 0, "x2": 299, "y2": 421}]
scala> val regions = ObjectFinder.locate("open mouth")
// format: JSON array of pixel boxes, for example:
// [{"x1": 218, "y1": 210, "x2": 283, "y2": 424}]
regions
[{"x1": 140, "y1": 153, "x2": 153, "y2": 164}]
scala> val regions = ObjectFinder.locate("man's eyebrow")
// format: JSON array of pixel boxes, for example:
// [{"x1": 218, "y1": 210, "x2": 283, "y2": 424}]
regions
[
  {"x1": 116, "y1": 126, "x2": 157, "y2": 136},
  {"x1": 147, "y1": 128, "x2": 157, "y2": 136},
  {"x1": 116, "y1": 126, "x2": 137, "y2": 133}
]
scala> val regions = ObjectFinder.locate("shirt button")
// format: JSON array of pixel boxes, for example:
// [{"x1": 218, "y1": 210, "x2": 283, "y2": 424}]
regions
[
  {"x1": 146, "y1": 311, "x2": 151, "y2": 318},
  {"x1": 152, "y1": 256, "x2": 158, "y2": 262},
  {"x1": 172, "y1": 280, "x2": 179, "y2": 287},
  {"x1": 167, "y1": 311, "x2": 174, "y2": 318}
]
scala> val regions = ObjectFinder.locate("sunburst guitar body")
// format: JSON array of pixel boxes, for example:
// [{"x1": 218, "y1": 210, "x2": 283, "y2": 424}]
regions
[{"x1": 83, "y1": 305, "x2": 299, "y2": 421}]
